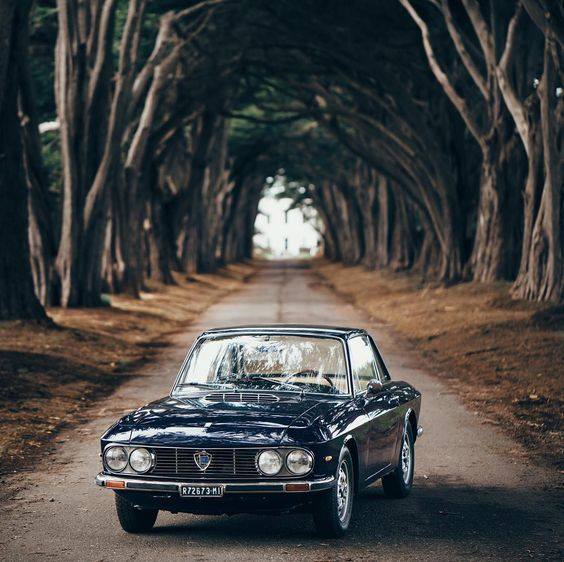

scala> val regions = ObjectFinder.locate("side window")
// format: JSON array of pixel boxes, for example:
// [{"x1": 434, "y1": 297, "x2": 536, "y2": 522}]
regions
[
  {"x1": 368, "y1": 337, "x2": 391, "y2": 382},
  {"x1": 349, "y1": 336, "x2": 380, "y2": 393},
  {"x1": 374, "y1": 351, "x2": 390, "y2": 381}
]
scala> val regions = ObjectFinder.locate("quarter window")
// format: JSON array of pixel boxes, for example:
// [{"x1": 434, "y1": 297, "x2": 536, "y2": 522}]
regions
[{"x1": 349, "y1": 336, "x2": 380, "y2": 393}]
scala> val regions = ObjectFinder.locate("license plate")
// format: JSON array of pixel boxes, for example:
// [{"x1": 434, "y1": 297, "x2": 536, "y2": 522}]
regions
[{"x1": 179, "y1": 485, "x2": 224, "y2": 497}]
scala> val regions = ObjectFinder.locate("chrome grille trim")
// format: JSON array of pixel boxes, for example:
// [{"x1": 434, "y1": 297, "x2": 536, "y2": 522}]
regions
[
  {"x1": 148, "y1": 447, "x2": 302, "y2": 480},
  {"x1": 152, "y1": 447, "x2": 258, "y2": 479}
]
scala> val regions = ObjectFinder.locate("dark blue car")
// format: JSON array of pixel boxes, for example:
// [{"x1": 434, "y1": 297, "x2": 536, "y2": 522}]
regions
[{"x1": 96, "y1": 325, "x2": 422, "y2": 537}]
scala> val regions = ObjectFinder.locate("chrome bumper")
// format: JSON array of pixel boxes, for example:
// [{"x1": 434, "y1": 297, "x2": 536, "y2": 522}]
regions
[{"x1": 95, "y1": 473, "x2": 335, "y2": 494}]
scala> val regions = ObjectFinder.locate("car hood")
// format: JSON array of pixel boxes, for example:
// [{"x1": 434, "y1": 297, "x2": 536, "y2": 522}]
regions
[{"x1": 113, "y1": 394, "x2": 341, "y2": 447}]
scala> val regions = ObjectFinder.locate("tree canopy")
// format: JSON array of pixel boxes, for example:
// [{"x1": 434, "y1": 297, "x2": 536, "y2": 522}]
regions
[{"x1": 0, "y1": 0, "x2": 562, "y2": 319}]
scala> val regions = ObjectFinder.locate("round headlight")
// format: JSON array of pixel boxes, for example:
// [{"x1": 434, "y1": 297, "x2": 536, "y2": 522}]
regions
[
  {"x1": 104, "y1": 446, "x2": 128, "y2": 472},
  {"x1": 286, "y1": 449, "x2": 314, "y2": 475},
  {"x1": 257, "y1": 450, "x2": 283, "y2": 476},
  {"x1": 129, "y1": 448, "x2": 154, "y2": 473}
]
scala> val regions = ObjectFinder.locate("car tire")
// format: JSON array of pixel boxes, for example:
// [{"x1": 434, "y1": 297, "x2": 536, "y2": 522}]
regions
[
  {"x1": 382, "y1": 422, "x2": 414, "y2": 498},
  {"x1": 313, "y1": 447, "x2": 354, "y2": 538},
  {"x1": 115, "y1": 493, "x2": 158, "y2": 533}
]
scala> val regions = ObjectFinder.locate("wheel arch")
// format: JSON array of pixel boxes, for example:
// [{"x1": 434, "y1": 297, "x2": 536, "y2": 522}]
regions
[
  {"x1": 406, "y1": 408, "x2": 418, "y2": 442},
  {"x1": 343, "y1": 435, "x2": 360, "y2": 494}
]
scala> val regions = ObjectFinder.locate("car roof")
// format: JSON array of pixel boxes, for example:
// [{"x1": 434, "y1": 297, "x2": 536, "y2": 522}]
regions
[{"x1": 201, "y1": 324, "x2": 366, "y2": 338}]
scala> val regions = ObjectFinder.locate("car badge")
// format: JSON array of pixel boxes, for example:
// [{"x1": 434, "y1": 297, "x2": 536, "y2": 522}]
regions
[{"x1": 194, "y1": 450, "x2": 212, "y2": 471}]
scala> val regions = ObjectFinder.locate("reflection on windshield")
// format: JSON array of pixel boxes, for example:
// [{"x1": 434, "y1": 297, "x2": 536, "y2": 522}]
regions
[{"x1": 173, "y1": 334, "x2": 349, "y2": 396}]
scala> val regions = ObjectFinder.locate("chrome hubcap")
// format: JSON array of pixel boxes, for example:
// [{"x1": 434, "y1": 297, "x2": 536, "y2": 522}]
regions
[
  {"x1": 336, "y1": 461, "x2": 350, "y2": 522},
  {"x1": 401, "y1": 432, "x2": 411, "y2": 484}
]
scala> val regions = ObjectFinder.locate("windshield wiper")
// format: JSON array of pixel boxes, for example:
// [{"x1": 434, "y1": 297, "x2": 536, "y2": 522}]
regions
[
  {"x1": 175, "y1": 382, "x2": 229, "y2": 389},
  {"x1": 246, "y1": 375, "x2": 304, "y2": 396}
]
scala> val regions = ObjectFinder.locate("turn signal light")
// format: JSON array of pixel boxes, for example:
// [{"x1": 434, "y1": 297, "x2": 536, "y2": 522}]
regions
[
  {"x1": 285, "y1": 483, "x2": 310, "y2": 492},
  {"x1": 106, "y1": 480, "x2": 126, "y2": 489}
]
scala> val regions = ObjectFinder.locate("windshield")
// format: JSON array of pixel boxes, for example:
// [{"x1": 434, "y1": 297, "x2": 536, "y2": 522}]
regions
[{"x1": 173, "y1": 334, "x2": 349, "y2": 396}]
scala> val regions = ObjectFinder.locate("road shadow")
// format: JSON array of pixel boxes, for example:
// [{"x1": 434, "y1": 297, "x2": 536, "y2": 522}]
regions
[{"x1": 147, "y1": 480, "x2": 562, "y2": 559}]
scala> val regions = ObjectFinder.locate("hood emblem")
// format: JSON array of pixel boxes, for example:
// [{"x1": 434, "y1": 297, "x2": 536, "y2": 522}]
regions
[{"x1": 194, "y1": 450, "x2": 212, "y2": 471}]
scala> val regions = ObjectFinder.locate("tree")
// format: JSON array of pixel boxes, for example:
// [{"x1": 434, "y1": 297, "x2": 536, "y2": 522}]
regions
[
  {"x1": 509, "y1": 2, "x2": 564, "y2": 302},
  {"x1": 0, "y1": 0, "x2": 47, "y2": 320},
  {"x1": 54, "y1": 0, "x2": 118, "y2": 306},
  {"x1": 400, "y1": 0, "x2": 524, "y2": 282},
  {"x1": 18, "y1": 0, "x2": 57, "y2": 306},
  {"x1": 3, "y1": 0, "x2": 561, "y2": 314}
]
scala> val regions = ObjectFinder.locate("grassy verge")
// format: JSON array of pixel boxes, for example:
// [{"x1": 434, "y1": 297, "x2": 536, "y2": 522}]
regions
[
  {"x1": 0, "y1": 263, "x2": 255, "y2": 474},
  {"x1": 315, "y1": 261, "x2": 563, "y2": 470}
]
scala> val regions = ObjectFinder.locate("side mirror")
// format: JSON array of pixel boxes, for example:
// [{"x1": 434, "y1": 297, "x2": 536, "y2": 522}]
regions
[{"x1": 366, "y1": 379, "x2": 383, "y2": 394}]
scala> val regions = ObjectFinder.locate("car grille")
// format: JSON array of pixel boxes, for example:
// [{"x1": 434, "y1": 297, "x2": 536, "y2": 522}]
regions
[{"x1": 150, "y1": 447, "x2": 264, "y2": 480}]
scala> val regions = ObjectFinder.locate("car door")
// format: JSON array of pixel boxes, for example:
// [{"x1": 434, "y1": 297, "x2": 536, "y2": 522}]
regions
[
  {"x1": 349, "y1": 335, "x2": 399, "y2": 479},
  {"x1": 369, "y1": 337, "x2": 403, "y2": 467}
]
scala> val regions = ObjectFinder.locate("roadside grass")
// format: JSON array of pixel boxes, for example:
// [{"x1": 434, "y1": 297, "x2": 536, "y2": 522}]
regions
[
  {"x1": 315, "y1": 261, "x2": 564, "y2": 470},
  {"x1": 0, "y1": 263, "x2": 255, "y2": 475}
]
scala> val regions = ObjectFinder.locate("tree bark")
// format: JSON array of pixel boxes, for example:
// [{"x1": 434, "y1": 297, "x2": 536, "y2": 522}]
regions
[
  {"x1": 0, "y1": 0, "x2": 47, "y2": 320},
  {"x1": 55, "y1": 0, "x2": 117, "y2": 306},
  {"x1": 17, "y1": 4, "x2": 57, "y2": 305},
  {"x1": 198, "y1": 118, "x2": 231, "y2": 273},
  {"x1": 390, "y1": 190, "x2": 413, "y2": 271},
  {"x1": 512, "y1": 34, "x2": 563, "y2": 301},
  {"x1": 469, "y1": 133, "x2": 521, "y2": 281},
  {"x1": 375, "y1": 175, "x2": 392, "y2": 269},
  {"x1": 401, "y1": 0, "x2": 520, "y2": 282},
  {"x1": 351, "y1": 161, "x2": 378, "y2": 269},
  {"x1": 176, "y1": 111, "x2": 220, "y2": 272}
]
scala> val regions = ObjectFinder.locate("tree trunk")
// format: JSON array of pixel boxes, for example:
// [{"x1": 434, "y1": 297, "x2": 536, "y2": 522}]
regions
[
  {"x1": 0, "y1": 0, "x2": 47, "y2": 320},
  {"x1": 328, "y1": 183, "x2": 363, "y2": 266},
  {"x1": 314, "y1": 180, "x2": 341, "y2": 261},
  {"x1": 352, "y1": 163, "x2": 378, "y2": 270},
  {"x1": 436, "y1": 186, "x2": 463, "y2": 282},
  {"x1": 390, "y1": 190, "x2": 413, "y2": 271},
  {"x1": 512, "y1": 35, "x2": 563, "y2": 301},
  {"x1": 401, "y1": 0, "x2": 521, "y2": 283},
  {"x1": 55, "y1": 0, "x2": 117, "y2": 306},
  {"x1": 17, "y1": 13, "x2": 57, "y2": 305},
  {"x1": 198, "y1": 118, "x2": 230, "y2": 273},
  {"x1": 176, "y1": 111, "x2": 219, "y2": 272},
  {"x1": 375, "y1": 175, "x2": 392, "y2": 268},
  {"x1": 145, "y1": 132, "x2": 190, "y2": 284},
  {"x1": 147, "y1": 196, "x2": 176, "y2": 284},
  {"x1": 469, "y1": 132, "x2": 521, "y2": 282},
  {"x1": 413, "y1": 222, "x2": 439, "y2": 279}
]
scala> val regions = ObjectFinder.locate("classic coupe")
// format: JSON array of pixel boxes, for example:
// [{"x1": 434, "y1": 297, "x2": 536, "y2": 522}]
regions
[{"x1": 96, "y1": 325, "x2": 422, "y2": 537}]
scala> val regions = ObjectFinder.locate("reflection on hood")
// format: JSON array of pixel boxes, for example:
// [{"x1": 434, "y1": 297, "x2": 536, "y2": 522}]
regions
[{"x1": 106, "y1": 394, "x2": 343, "y2": 448}]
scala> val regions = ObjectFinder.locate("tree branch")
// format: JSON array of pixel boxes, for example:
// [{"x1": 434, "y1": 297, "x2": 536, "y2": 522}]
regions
[
  {"x1": 496, "y1": 3, "x2": 530, "y2": 150},
  {"x1": 399, "y1": 0, "x2": 484, "y2": 144},
  {"x1": 441, "y1": 0, "x2": 488, "y2": 99}
]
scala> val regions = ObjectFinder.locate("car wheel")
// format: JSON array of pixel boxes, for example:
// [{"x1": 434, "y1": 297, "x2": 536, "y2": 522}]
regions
[
  {"x1": 313, "y1": 447, "x2": 354, "y2": 537},
  {"x1": 115, "y1": 493, "x2": 158, "y2": 533},
  {"x1": 382, "y1": 422, "x2": 414, "y2": 498}
]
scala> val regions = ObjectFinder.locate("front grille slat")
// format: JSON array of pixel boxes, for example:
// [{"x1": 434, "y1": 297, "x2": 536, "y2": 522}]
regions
[{"x1": 151, "y1": 447, "x2": 263, "y2": 479}]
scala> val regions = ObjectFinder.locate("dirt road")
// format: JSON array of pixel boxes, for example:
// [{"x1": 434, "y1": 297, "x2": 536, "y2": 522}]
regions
[{"x1": 1, "y1": 262, "x2": 561, "y2": 561}]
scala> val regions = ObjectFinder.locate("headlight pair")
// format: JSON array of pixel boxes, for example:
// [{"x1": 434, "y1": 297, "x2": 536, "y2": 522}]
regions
[
  {"x1": 104, "y1": 446, "x2": 153, "y2": 474},
  {"x1": 257, "y1": 449, "x2": 313, "y2": 476}
]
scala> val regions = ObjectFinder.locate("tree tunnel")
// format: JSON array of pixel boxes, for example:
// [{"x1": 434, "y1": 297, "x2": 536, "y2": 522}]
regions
[{"x1": 0, "y1": 0, "x2": 562, "y2": 320}]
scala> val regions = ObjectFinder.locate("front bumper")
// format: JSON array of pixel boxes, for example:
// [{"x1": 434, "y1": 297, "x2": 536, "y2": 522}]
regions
[{"x1": 95, "y1": 472, "x2": 335, "y2": 494}]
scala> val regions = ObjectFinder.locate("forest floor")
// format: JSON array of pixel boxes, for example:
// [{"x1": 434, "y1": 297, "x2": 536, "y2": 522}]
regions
[
  {"x1": 315, "y1": 261, "x2": 564, "y2": 470},
  {"x1": 0, "y1": 263, "x2": 255, "y2": 475}
]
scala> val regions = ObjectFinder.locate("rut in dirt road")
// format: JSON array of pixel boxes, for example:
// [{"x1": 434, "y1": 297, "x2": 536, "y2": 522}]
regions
[{"x1": 0, "y1": 262, "x2": 561, "y2": 561}]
